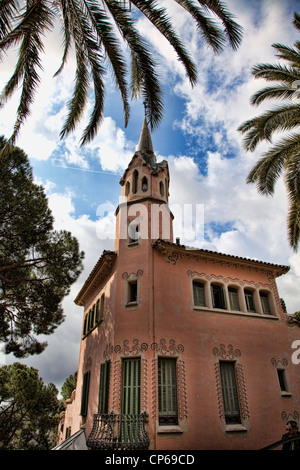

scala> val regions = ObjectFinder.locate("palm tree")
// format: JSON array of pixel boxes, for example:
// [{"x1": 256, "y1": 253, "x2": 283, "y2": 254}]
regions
[
  {"x1": 0, "y1": 0, "x2": 242, "y2": 146},
  {"x1": 238, "y1": 12, "x2": 300, "y2": 251}
]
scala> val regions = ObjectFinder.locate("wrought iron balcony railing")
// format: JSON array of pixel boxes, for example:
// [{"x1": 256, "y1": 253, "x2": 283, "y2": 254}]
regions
[{"x1": 86, "y1": 412, "x2": 150, "y2": 450}]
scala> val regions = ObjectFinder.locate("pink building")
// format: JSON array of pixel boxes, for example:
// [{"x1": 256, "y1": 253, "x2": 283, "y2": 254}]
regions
[{"x1": 56, "y1": 120, "x2": 300, "y2": 450}]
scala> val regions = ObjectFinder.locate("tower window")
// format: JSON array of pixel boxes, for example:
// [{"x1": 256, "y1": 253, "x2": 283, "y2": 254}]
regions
[
  {"x1": 142, "y1": 176, "x2": 148, "y2": 192},
  {"x1": 132, "y1": 170, "x2": 138, "y2": 194},
  {"x1": 125, "y1": 181, "x2": 130, "y2": 196},
  {"x1": 159, "y1": 181, "x2": 164, "y2": 197},
  {"x1": 128, "y1": 280, "x2": 138, "y2": 303}
]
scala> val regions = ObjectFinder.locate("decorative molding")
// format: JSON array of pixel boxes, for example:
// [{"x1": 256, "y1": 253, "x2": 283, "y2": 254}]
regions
[
  {"x1": 213, "y1": 344, "x2": 249, "y2": 423},
  {"x1": 112, "y1": 360, "x2": 122, "y2": 412},
  {"x1": 281, "y1": 410, "x2": 299, "y2": 423},
  {"x1": 103, "y1": 343, "x2": 114, "y2": 360},
  {"x1": 213, "y1": 343, "x2": 241, "y2": 360},
  {"x1": 187, "y1": 270, "x2": 271, "y2": 290},
  {"x1": 177, "y1": 359, "x2": 188, "y2": 421},
  {"x1": 151, "y1": 338, "x2": 184, "y2": 356},
  {"x1": 114, "y1": 338, "x2": 148, "y2": 357},
  {"x1": 271, "y1": 357, "x2": 288, "y2": 368},
  {"x1": 122, "y1": 270, "x2": 144, "y2": 280}
]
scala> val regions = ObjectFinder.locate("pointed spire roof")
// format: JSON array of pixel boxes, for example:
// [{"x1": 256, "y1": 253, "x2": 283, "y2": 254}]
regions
[{"x1": 136, "y1": 118, "x2": 154, "y2": 153}]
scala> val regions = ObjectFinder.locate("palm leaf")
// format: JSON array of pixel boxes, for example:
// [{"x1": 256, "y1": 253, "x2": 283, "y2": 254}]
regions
[
  {"x1": 131, "y1": 0, "x2": 198, "y2": 83},
  {"x1": 250, "y1": 85, "x2": 298, "y2": 106},
  {"x1": 104, "y1": 0, "x2": 163, "y2": 129},
  {"x1": 198, "y1": 0, "x2": 243, "y2": 50},
  {"x1": 252, "y1": 63, "x2": 300, "y2": 84},
  {"x1": 247, "y1": 133, "x2": 300, "y2": 196},
  {"x1": 285, "y1": 152, "x2": 300, "y2": 250}
]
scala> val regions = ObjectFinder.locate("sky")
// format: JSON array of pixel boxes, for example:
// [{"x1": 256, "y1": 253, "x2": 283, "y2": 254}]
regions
[{"x1": 1, "y1": 0, "x2": 300, "y2": 393}]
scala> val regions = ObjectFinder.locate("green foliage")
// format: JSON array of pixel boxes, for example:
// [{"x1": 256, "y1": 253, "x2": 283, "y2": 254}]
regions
[
  {"x1": 293, "y1": 311, "x2": 300, "y2": 322},
  {"x1": 61, "y1": 371, "x2": 78, "y2": 401},
  {"x1": 0, "y1": 0, "x2": 242, "y2": 144},
  {"x1": 0, "y1": 362, "x2": 61, "y2": 450},
  {"x1": 238, "y1": 12, "x2": 300, "y2": 251},
  {"x1": 0, "y1": 137, "x2": 84, "y2": 357}
]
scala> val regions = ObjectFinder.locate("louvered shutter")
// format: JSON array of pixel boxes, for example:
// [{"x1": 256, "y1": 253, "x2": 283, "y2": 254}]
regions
[
  {"x1": 98, "y1": 360, "x2": 110, "y2": 413},
  {"x1": 220, "y1": 362, "x2": 241, "y2": 424},
  {"x1": 80, "y1": 370, "x2": 90, "y2": 417},
  {"x1": 260, "y1": 293, "x2": 271, "y2": 314},
  {"x1": 193, "y1": 282, "x2": 205, "y2": 306},
  {"x1": 122, "y1": 358, "x2": 141, "y2": 415},
  {"x1": 158, "y1": 358, "x2": 178, "y2": 424},
  {"x1": 229, "y1": 288, "x2": 240, "y2": 311}
]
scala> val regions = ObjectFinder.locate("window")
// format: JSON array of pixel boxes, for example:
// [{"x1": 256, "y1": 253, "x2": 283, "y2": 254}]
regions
[
  {"x1": 128, "y1": 280, "x2": 138, "y2": 303},
  {"x1": 122, "y1": 358, "x2": 141, "y2": 414},
  {"x1": 132, "y1": 170, "x2": 138, "y2": 194},
  {"x1": 211, "y1": 284, "x2": 226, "y2": 309},
  {"x1": 125, "y1": 181, "x2": 130, "y2": 196},
  {"x1": 244, "y1": 289, "x2": 256, "y2": 313},
  {"x1": 80, "y1": 371, "x2": 90, "y2": 417},
  {"x1": 128, "y1": 223, "x2": 139, "y2": 244},
  {"x1": 228, "y1": 287, "x2": 240, "y2": 311},
  {"x1": 219, "y1": 362, "x2": 241, "y2": 425},
  {"x1": 142, "y1": 176, "x2": 148, "y2": 192},
  {"x1": 159, "y1": 181, "x2": 164, "y2": 197},
  {"x1": 98, "y1": 360, "x2": 110, "y2": 414},
  {"x1": 193, "y1": 281, "x2": 206, "y2": 307},
  {"x1": 158, "y1": 358, "x2": 178, "y2": 425},
  {"x1": 260, "y1": 292, "x2": 271, "y2": 315}
]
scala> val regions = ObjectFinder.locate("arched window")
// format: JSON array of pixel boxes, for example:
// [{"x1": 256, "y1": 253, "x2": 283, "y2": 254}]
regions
[
  {"x1": 142, "y1": 176, "x2": 148, "y2": 192},
  {"x1": 228, "y1": 287, "x2": 240, "y2": 311},
  {"x1": 160, "y1": 180, "x2": 164, "y2": 197},
  {"x1": 211, "y1": 284, "x2": 226, "y2": 309},
  {"x1": 193, "y1": 281, "x2": 206, "y2": 307},
  {"x1": 132, "y1": 170, "x2": 138, "y2": 194},
  {"x1": 125, "y1": 181, "x2": 130, "y2": 196},
  {"x1": 244, "y1": 289, "x2": 256, "y2": 313}
]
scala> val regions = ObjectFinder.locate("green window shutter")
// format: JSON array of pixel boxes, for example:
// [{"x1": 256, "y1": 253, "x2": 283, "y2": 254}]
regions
[
  {"x1": 122, "y1": 358, "x2": 141, "y2": 415},
  {"x1": 80, "y1": 370, "x2": 90, "y2": 417},
  {"x1": 193, "y1": 281, "x2": 206, "y2": 306},
  {"x1": 229, "y1": 287, "x2": 240, "y2": 311},
  {"x1": 260, "y1": 293, "x2": 271, "y2": 314},
  {"x1": 219, "y1": 362, "x2": 241, "y2": 424},
  {"x1": 158, "y1": 358, "x2": 178, "y2": 425},
  {"x1": 98, "y1": 360, "x2": 110, "y2": 413}
]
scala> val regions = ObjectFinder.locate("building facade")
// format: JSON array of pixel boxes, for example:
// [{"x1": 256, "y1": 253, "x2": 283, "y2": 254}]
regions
[{"x1": 56, "y1": 120, "x2": 300, "y2": 450}]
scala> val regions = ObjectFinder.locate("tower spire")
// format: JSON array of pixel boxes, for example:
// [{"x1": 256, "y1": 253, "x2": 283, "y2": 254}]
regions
[{"x1": 136, "y1": 118, "x2": 154, "y2": 154}]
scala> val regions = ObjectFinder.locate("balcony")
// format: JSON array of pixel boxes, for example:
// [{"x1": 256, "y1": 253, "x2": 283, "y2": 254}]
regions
[{"x1": 86, "y1": 412, "x2": 150, "y2": 450}]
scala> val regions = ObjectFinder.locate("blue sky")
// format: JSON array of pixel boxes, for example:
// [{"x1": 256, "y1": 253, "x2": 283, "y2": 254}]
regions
[{"x1": 1, "y1": 0, "x2": 300, "y2": 391}]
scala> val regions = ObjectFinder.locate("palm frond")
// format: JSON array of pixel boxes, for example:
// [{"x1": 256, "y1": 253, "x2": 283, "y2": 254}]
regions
[
  {"x1": 247, "y1": 133, "x2": 300, "y2": 196},
  {"x1": 104, "y1": 0, "x2": 163, "y2": 129},
  {"x1": 252, "y1": 63, "x2": 300, "y2": 85},
  {"x1": 250, "y1": 85, "x2": 298, "y2": 106},
  {"x1": 293, "y1": 11, "x2": 300, "y2": 33},
  {"x1": 53, "y1": 0, "x2": 72, "y2": 77},
  {"x1": 174, "y1": 0, "x2": 226, "y2": 55},
  {"x1": 239, "y1": 105, "x2": 300, "y2": 151},
  {"x1": 81, "y1": 0, "x2": 130, "y2": 128},
  {"x1": 284, "y1": 152, "x2": 300, "y2": 250},
  {"x1": 131, "y1": 0, "x2": 198, "y2": 84},
  {"x1": 0, "y1": 1, "x2": 54, "y2": 144},
  {"x1": 0, "y1": 0, "x2": 20, "y2": 41},
  {"x1": 198, "y1": 0, "x2": 243, "y2": 50},
  {"x1": 272, "y1": 43, "x2": 300, "y2": 68}
]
